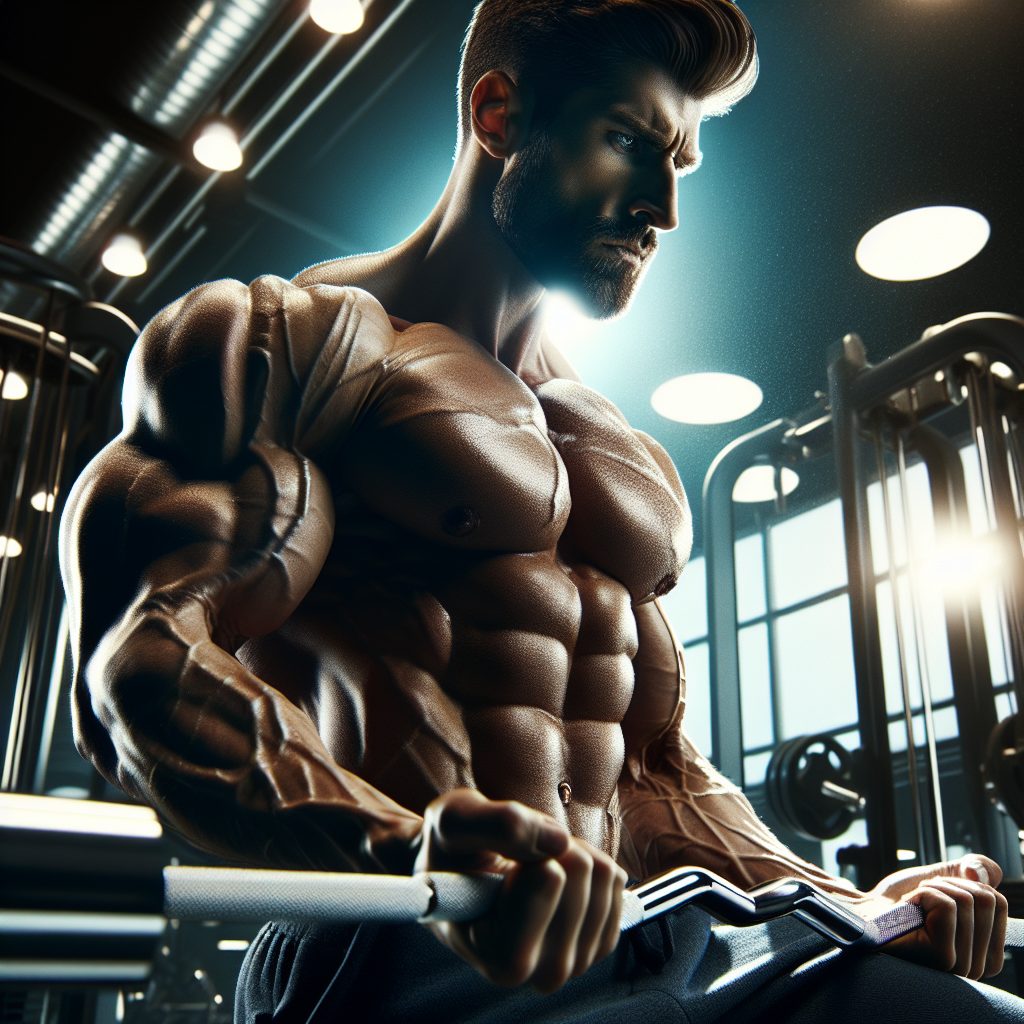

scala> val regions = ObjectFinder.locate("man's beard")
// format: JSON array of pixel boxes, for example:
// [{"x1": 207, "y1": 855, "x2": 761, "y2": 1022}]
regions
[{"x1": 492, "y1": 132, "x2": 656, "y2": 319}]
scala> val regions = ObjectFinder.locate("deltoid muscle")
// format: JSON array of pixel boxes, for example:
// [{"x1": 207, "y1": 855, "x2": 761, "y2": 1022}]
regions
[{"x1": 60, "y1": 276, "x2": 423, "y2": 873}]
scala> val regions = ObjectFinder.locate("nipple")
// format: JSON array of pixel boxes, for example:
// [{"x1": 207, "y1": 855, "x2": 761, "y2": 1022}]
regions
[
  {"x1": 443, "y1": 505, "x2": 480, "y2": 537},
  {"x1": 654, "y1": 573, "x2": 676, "y2": 597}
]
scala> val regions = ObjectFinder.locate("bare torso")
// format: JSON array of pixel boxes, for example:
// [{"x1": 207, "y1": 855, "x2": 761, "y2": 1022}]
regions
[{"x1": 235, "y1": 276, "x2": 690, "y2": 857}]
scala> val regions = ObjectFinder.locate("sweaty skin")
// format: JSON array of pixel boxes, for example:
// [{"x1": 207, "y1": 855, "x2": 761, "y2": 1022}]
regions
[
  {"x1": 60, "y1": 55, "x2": 1007, "y2": 990},
  {"x1": 62, "y1": 268, "x2": 853, "y2": 888}
]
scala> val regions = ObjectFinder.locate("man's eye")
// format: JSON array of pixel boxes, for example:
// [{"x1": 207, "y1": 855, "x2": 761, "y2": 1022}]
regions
[{"x1": 609, "y1": 131, "x2": 640, "y2": 154}]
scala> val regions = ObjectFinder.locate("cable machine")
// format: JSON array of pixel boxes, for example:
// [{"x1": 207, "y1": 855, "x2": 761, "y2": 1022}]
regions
[{"x1": 704, "y1": 313, "x2": 1024, "y2": 889}]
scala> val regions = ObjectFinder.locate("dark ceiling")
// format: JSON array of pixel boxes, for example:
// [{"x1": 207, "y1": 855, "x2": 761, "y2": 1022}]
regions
[{"x1": 1, "y1": 0, "x2": 1022, "y2": 552}]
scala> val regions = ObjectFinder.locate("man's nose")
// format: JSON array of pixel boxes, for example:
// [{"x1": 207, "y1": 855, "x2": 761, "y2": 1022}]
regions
[{"x1": 628, "y1": 169, "x2": 679, "y2": 233}]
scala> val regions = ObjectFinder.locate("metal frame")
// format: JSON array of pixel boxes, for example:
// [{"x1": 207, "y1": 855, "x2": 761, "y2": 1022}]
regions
[{"x1": 704, "y1": 313, "x2": 1024, "y2": 886}]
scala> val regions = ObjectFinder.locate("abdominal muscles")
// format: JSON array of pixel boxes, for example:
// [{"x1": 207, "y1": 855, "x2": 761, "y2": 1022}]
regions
[{"x1": 237, "y1": 546, "x2": 639, "y2": 858}]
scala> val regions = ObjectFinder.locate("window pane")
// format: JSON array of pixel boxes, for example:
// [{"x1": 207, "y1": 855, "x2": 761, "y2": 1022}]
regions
[
  {"x1": 876, "y1": 574, "x2": 954, "y2": 719},
  {"x1": 769, "y1": 499, "x2": 847, "y2": 609},
  {"x1": 867, "y1": 460, "x2": 935, "y2": 576},
  {"x1": 681, "y1": 641, "x2": 712, "y2": 756},
  {"x1": 932, "y1": 705, "x2": 958, "y2": 742},
  {"x1": 997, "y1": 692, "x2": 1016, "y2": 721},
  {"x1": 739, "y1": 623, "x2": 773, "y2": 749},
  {"x1": 736, "y1": 532, "x2": 766, "y2": 623},
  {"x1": 981, "y1": 581, "x2": 1011, "y2": 686},
  {"x1": 744, "y1": 751, "x2": 771, "y2": 786},
  {"x1": 821, "y1": 817, "x2": 867, "y2": 881},
  {"x1": 663, "y1": 555, "x2": 707, "y2": 644},
  {"x1": 774, "y1": 595, "x2": 858, "y2": 738},
  {"x1": 960, "y1": 441, "x2": 993, "y2": 536}
]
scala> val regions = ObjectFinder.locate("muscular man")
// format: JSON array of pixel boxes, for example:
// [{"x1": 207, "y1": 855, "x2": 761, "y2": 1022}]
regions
[{"x1": 61, "y1": 1, "x2": 1022, "y2": 1020}]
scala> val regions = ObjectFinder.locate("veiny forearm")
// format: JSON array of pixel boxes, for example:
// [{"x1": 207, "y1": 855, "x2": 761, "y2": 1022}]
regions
[
  {"x1": 618, "y1": 705, "x2": 868, "y2": 904},
  {"x1": 83, "y1": 594, "x2": 422, "y2": 874}
]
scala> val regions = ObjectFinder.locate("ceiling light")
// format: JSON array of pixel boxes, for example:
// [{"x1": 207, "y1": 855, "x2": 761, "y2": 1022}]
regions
[
  {"x1": 0, "y1": 370, "x2": 28, "y2": 401},
  {"x1": 0, "y1": 536, "x2": 23, "y2": 558},
  {"x1": 31, "y1": 491, "x2": 56, "y2": 513},
  {"x1": 193, "y1": 120, "x2": 244, "y2": 171},
  {"x1": 101, "y1": 232, "x2": 148, "y2": 277},
  {"x1": 855, "y1": 206, "x2": 990, "y2": 281},
  {"x1": 651, "y1": 372, "x2": 763, "y2": 424},
  {"x1": 732, "y1": 465, "x2": 800, "y2": 503},
  {"x1": 309, "y1": 0, "x2": 365, "y2": 34}
]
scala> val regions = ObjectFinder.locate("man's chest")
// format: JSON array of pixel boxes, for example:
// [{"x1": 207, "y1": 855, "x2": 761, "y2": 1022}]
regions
[{"x1": 334, "y1": 328, "x2": 692, "y2": 603}]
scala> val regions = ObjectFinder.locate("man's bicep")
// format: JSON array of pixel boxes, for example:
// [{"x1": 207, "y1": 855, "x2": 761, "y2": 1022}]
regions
[{"x1": 64, "y1": 277, "x2": 341, "y2": 662}]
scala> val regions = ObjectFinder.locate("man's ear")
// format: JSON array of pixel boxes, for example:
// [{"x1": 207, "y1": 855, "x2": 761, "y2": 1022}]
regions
[{"x1": 469, "y1": 70, "x2": 526, "y2": 159}]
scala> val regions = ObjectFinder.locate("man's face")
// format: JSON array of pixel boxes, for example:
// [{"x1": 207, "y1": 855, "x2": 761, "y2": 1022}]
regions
[{"x1": 492, "y1": 63, "x2": 703, "y2": 319}]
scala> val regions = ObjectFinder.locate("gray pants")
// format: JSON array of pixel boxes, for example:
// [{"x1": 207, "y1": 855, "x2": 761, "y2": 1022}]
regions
[{"x1": 235, "y1": 908, "x2": 1024, "y2": 1023}]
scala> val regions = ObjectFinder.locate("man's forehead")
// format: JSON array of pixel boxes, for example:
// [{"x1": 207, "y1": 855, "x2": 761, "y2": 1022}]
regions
[{"x1": 572, "y1": 65, "x2": 703, "y2": 140}]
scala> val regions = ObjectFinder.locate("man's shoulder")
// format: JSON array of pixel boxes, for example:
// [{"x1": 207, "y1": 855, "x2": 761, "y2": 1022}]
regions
[{"x1": 141, "y1": 271, "x2": 394, "y2": 350}]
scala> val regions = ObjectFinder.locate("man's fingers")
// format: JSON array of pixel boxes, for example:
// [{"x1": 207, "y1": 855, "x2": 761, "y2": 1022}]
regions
[
  {"x1": 417, "y1": 790, "x2": 628, "y2": 993},
  {"x1": 910, "y1": 877, "x2": 1006, "y2": 979},
  {"x1": 574, "y1": 857, "x2": 626, "y2": 974},
  {"x1": 531, "y1": 845, "x2": 593, "y2": 992},
  {"x1": 472, "y1": 858, "x2": 567, "y2": 986},
  {"x1": 965, "y1": 882, "x2": 997, "y2": 981},
  {"x1": 985, "y1": 889, "x2": 1009, "y2": 978},
  {"x1": 959, "y1": 854, "x2": 1002, "y2": 889},
  {"x1": 909, "y1": 886, "x2": 960, "y2": 972},
  {"x1": 427, "y1": 789, "x2": 569, "y2": 863}
]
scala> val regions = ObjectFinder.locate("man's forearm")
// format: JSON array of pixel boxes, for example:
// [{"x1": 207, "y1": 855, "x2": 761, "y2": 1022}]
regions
[
  {"x1": 617, "y1": 708, "x2": 868, "y2": 903},
  {"x1": 80, "y1": 596, "x2": 423, "y2": 874}
]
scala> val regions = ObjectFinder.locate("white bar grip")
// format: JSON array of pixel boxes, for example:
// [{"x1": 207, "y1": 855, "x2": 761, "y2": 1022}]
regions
[{"x1": 163, "y1": 866, "x2": 506, "y2": 925}]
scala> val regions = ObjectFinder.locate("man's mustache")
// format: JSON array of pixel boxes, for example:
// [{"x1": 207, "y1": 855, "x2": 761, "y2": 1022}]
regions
[{"x1": 587, "y1": 218, "x2": 658, "y2": 257}]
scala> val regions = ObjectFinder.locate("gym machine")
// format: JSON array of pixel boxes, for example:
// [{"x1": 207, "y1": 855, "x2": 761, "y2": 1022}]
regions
[{"x1": 704, "y1": 312, "x2": 1024, "y2": 891}]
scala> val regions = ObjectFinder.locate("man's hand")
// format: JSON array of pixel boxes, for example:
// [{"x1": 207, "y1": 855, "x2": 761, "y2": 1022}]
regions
[
  {"x1": 871, "y1": 854, "x2": 1008, "y2": 980},
  {"x1": 414, "y1": 788, "x2": 628, "y2": 992}
]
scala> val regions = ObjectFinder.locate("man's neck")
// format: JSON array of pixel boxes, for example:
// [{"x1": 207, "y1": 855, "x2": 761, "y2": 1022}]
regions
[{"x1": 359, "y1": 150, "x2": 550, "y2": 376}]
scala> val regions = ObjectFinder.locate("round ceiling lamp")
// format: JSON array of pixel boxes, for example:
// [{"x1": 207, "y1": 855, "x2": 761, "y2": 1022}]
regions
[
  {"x1": 732, "y1": 465, "x2": 800, "y2": 503},
  {"x1": 101, "y1": 232, "x2": 148, "y2": 277},
  {"x1": 0, "y1": 536, "x2": 23, "y2": 558},
  {"x1": 309, "y1": 0, "x2": 365, "y2": 34},
  {"x1": 651, "y1": 372, "x2": 763, "y2": 425},
  {"x1": 31, "y1": 491, "x2": 57, "y2": 513},
  {"x1": 0, "y1": 370, "x2": 28, "y2": 401},
  {"x1": 192, "y1": 120, "x2": 244, "y2": 172},
  {"x1": 855, "y1": 206, "x2": 989, "y2": 282}
]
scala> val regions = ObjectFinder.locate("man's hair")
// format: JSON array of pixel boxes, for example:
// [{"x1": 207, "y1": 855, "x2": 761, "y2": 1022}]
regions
[{"x1": 457, "y1": 0, "x2": 758, "y2": 138}]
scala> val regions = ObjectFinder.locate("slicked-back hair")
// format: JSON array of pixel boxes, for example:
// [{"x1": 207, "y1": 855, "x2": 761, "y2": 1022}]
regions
[{"x1": 457, "y1": 0, "x2": 757, "y2": 139}]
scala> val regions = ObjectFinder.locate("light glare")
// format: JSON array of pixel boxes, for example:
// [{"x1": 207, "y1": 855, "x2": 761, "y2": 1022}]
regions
[
  {"x1": 193, "y1": 120, "x2": 244, "y2": 171},
  {"x1": 102, "y1": 233, "x2": 148, "y2": 277},
  {"x1": 0, "y1": 371, "x2": 29, "y2": 401},
  {"x1": 651, "y1": 372, "x2": 763, "y2": 425},
  {"x1": 309, "y1": 0, "x2": 365, "y2": 34},
  {"x1": 0, "y1": 536, "x2": 23, "y2": 558},
  {"x1": 855, "y1": 206, "x2": 989, "y2": 281},
  {"x1": 919, "y1": 533, "x2": 1002, "y2": 594},
  {"x1": 0, "y1": 793, "x2": 162, "y2": 838},
  {"x1": 542, "y1": 291, "x2": 602, "y2": 359},
  {"x1": 732, "y1": 465, "x2": 800, "y2": 503},
  {"x1": 31, "y1": 491, "x2": 57, "y2": 513}
]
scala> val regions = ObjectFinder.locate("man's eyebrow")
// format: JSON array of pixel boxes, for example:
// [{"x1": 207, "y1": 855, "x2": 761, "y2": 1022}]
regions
[{"x1": 606, "y1": 107, "x2": 703, "y2": 173}]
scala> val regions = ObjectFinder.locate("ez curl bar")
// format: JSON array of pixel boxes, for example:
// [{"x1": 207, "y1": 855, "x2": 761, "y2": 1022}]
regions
[{"x1": 160, "y1": 861, "x2": 1024, "y2": 952}]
